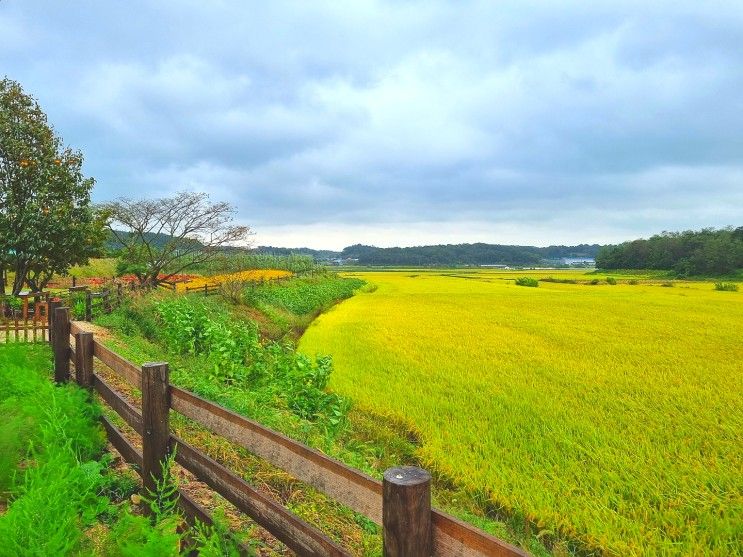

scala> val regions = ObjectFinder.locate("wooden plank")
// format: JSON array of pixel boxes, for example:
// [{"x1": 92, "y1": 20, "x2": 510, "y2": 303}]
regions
[
  {"x1": 171, "y1": 435, "x2": 350, "y2": 557},
  {"x1": 93, "y1": 373, "x2": 143, "y2": 435},
  {"x1": 171, "y1": 387, "x2": 525, "y2": 557},
  {"x1": 53, "y1": 307, "x2": 71, "y2": 382},
  {"x1": 101, "y1": 415, "x2": 143, "y2": 469},
  {"x1": 432, "y1": 512, "x2": 529, "y2": 557},
  {"x1": 75, "y1": 332, "x2": 94, "y2": 388},
  {"x1": 178, "y1": 489, "x2": 212, "y2": 525},
  {"x1": 93, "y1": 339, "x2": 142, "y2": 386},
  {"x1": 383, "y1": 467, "x2": 432, "y2": 557},
  {"x1": 141, "y1": 362, "x2": 170, "y2": 494},
  {"x1": 170, "y1": 387, "x2": 384, "y2": 523}
]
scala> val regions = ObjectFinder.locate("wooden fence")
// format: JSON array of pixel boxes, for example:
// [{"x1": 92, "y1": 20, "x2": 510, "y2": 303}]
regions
[
  {"x1": 45, "y1": 306, "x2": 528, "y2": 556},
  {"x1": 0, "y1": 291, "x2": 50, "y2": 342}
]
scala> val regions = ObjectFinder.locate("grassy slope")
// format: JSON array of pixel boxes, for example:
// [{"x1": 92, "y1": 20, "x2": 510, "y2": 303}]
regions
[{"x1": 298, "y1": 270, "x2": 743, "y2": 556}]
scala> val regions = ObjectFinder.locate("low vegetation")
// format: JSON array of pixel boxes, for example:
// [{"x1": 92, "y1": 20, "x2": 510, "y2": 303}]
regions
[
  {"x1": 299, "y1": 270, "x2": 743, "y2": 556},
  {"x1": 715, "y1": 282, "x2": 739, "y2": 291},
  {"x1": 514, "y1": 276, "x2": 539, "y2": 287},
  {"x1": 0, "y1": 343, "x2": 241, "y2": 556}
]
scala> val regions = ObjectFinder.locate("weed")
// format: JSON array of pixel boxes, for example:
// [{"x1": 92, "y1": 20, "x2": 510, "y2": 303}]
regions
[
  {"x1": 515, "y1": 277, "x2": 539, "y2": 287},
  {"x1": 714, "y1": 282, "x2": 738, "y2": 291}
]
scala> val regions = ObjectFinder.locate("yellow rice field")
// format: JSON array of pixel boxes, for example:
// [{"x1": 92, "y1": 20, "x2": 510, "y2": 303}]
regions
[
  {"x1": 299, "y1": 270, "x2": 743, "y2": 556},
  {"x1": 175, "y1": 269, "x2": 292, "y2": 292}
]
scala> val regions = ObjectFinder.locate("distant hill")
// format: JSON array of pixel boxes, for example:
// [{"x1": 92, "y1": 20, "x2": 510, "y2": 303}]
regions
[
  {"x1": 596, "y1": 226, "x2": 743, "y2": 276},
  {"x1": 251, "y1": 243, "x2": 601, "y2": 267},
  {"x1": 338, "y1": 243, "x2": 601, "y2": 267},
  {"x1": 109, "y1": 232, "x2": 601, "y2": 268}
]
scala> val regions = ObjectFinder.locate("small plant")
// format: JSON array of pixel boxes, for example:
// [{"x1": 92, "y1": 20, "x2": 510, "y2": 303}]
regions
[
  {"x1": 660, "y1": 281, "x2": 674, "y2": 288},
  {"x1": 606, "y1": 277, "x2": 617, "y2": 285},
  {"x1": 515, "y1": 277, "x2": 539, "y2": 287},
  {"x1": 628, "y1": 279, "x2": 639, "y2": 285},
  {"x1": 589, "y1": 279, "x2": 600, "y2": 285},
  {"x1": 540, "y1": 277, "x2": 577, "y2": 284},
  {"x1": 714, "y1": 282, "x2": 738, "y2": 292}
]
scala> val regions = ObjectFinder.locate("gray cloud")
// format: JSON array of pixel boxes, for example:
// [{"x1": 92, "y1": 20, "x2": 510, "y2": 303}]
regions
[{"x1": 1, "y1": 0, "x2": 742, "y2": 248}]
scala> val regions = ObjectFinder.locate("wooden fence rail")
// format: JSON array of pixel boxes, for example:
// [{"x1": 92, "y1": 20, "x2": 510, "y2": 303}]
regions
[
  {"x1": 56, "y1": 314, "x2": 528, "y2": 557},
  {"x1": 0, "y1": 292, "x2": 50, "y2": 342}
]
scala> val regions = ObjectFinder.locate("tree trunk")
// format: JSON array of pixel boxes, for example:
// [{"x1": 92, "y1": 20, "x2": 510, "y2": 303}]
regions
[{"x1": 12, "y1": 261, "x2": 27, "y2": 295}]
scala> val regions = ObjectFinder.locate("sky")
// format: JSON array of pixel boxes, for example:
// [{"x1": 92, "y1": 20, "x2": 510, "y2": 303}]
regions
[{"x1": 1, "y1": 1, "x2": 742, "y2": 250}]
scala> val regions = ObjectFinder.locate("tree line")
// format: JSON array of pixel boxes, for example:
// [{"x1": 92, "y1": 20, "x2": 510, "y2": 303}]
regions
[
  {"x1": 596, "y1": 227, "x2": 743, "y2": 276},
  {"x1": 338, "y1": 243, "x2": 601, "y2": 267}
]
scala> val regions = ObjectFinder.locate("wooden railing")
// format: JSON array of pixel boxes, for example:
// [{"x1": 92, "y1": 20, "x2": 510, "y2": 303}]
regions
[
  {"x1": 0, "y1": 292, "x2": 50, "y2": 342},
  {"x1": 49, "y1": 306, "x2": 527, "y2": 557}
]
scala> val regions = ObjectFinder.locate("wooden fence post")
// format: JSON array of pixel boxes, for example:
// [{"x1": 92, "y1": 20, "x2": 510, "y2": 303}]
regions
[
  {"x1": 52, "y1": 307, "x2": 71, "y2": 383},
  {"x1": 104, "y1": 289, "x2": 112, "y2": 313},
  {"x1": 141, "y1": 362, "x2": 171, "y2": 494},
  {"x1": 72, "y1": 275, "x2": 77, "y2": 287},
  {"x1": 85, "y1": 290, "x2": 92, "y2": 321},
  {"x1": 117, "y1": 283, "x2": 123, "y2": 306},
  {"x1": 75, "y1": 331, "x2": 94, "y2": 388},
  {"x1": 383, "y1": 466, "x2": 432, "y2": 557},
  {"x1": 48, "y1": 298, "x2": 61, "y2": 345}
]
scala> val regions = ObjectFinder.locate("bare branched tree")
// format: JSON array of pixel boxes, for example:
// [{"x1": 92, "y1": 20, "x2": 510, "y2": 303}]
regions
[{"x1": 102, "y1": 192, "x2": 251, "y2": 286}]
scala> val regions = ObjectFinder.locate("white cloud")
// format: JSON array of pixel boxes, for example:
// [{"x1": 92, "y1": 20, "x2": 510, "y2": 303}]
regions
[{"x1": 1, "y1": 0, "x2": 742, "y2": 248}]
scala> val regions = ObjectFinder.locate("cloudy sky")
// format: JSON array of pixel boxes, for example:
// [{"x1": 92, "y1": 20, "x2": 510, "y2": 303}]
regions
[{"x1": 1, "y1": 1, "x2": 742, "y2": 249}]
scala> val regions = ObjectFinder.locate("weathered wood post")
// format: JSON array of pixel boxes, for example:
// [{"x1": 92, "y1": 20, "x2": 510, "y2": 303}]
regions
[
  {"x1": 85, "y1": 290, "x2": 92, "y2": 321},
  {"x1": 72, "y1": 275, "x2": 77, "y2": 287},
  {"x1": 104, "y1": 289, "x2": 112, "y2": 313},
  {"x1": 52, "y1": 307, "x2": 71, "y2": 383},
  {"x1": 48, "y1": 298, "x2": 61, "y2": 345},
  {"x1": 74, "y1": 331, "x2": 94, "y2": 388},
  {"x1": 141, "y1": 362, "x2": 171, "y2": 494},
  {"x1": 383, "y1": 466, "x2": 432, "y2": 557}
]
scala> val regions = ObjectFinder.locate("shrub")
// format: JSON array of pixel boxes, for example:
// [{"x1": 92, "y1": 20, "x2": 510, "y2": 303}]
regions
[
  {"x1": 540, "y1": 277, "x2": 577, "y2": 284},
  {"x1": 515, "y1": 277, "x2": 539, "y2": 287},
  {"x1": 661, "y1": 281, "x2": 674, "y2": 288},
  {"x1": 714, "y1": 282, "x2": 739, "y2": 292},
  {"x1": 606, "y1": 277, "x2": 617, "y2": 285},
  {"x1": 628, "y1": 279, "x2": 639, "y2": 285},
  {"x1": 589, "y1": 279, "x2": 600, "y2": 285}
]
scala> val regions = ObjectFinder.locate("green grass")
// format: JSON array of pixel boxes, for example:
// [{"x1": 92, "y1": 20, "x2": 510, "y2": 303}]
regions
[
  {"x1": 299, "y1": 270, "x2": 743, "y2": 556},
  {"x1": 241, "y1": 273, "x2": 366, "y2": 339},
  {"x1": 0, "y1": 342, "x2": 243, "y2": 556}
]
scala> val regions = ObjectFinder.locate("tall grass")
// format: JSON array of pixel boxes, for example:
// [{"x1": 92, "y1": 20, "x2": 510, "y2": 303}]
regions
[
  {"x1": 0, "y1": 343, "x2": 244, "y2": 556},
  {"x1": 299, "y1": 270, "x2": 743, "y2": 556}
]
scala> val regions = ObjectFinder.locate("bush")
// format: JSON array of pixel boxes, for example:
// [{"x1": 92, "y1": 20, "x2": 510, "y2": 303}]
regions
[
  {"x1": 540, "y1": 277, "x2": 577, "y2": 284},
  {"x1": 661, "y1": 281, "x2": 675, "y2": 288},
  {"x1": 606, "y1": 277, "x2": 617, "y2": 285},
  {"x1": 515, "y1": 277, "x2": 539, "y2": 287},
  {"x1": 589, "y1": 279, "x2": 600, "y2": 285},
  {"x1": 714, "y1": 282, "x2": 739, "y2": 292},
  {"x1": 628, "y1": 279, "x2": 639, "y2": 285}
]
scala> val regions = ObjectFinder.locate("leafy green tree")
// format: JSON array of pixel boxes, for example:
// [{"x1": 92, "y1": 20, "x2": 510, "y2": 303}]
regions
[{"x1": 0, "y1": 77, "x2": 104, "y2": 294}]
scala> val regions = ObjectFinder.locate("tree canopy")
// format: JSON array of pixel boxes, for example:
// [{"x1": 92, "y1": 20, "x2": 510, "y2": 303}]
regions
[
  {"x1": 103, "y1": 191, "x2": 251, "y2": 286},
  {"x1": 596, "y1": 227, "x2": 743, "y2": 276},
  {"x1": 0, "y1": 77, "x2": 104, "y2": 294}
]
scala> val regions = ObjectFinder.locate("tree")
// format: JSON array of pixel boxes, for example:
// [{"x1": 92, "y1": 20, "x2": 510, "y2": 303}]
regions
[
  {"x1": 0, "y1": 77, "x2": 104, "y2": 294},
  {"x1": 103, "y1": 192, "x2": 251, "y2": 286}
]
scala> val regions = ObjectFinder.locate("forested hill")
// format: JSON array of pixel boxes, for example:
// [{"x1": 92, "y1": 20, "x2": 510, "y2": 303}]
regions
[
  {"x1": 255, "y1": 243, "x2": 600, "y2": 266},
  {"x1": 339, "y1": 243, "x2": 601, "y2": 266},
  {"x1": 596, "y1": 227, "x2": 743, "y2": 276}
]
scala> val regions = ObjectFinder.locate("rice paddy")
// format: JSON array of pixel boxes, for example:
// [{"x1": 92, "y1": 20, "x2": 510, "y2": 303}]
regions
[
  {"x1": 299, "y1": 270, "x2": 743, "y2": 556},
  {"x1": 174, "y1": 269, "x2": 292, "y2": 291}
]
